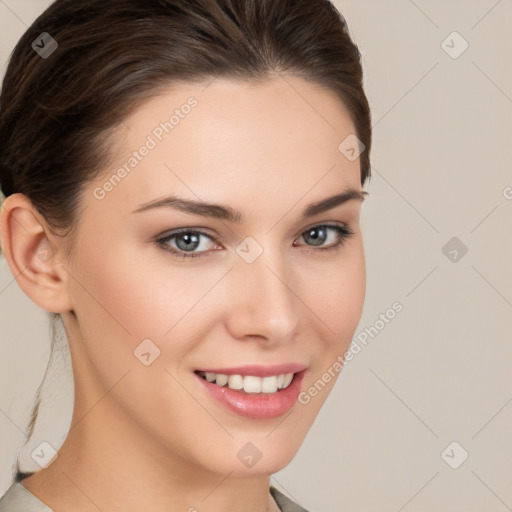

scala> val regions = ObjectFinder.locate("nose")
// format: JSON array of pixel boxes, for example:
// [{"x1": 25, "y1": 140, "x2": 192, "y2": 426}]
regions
[{"x1": 224, "y1": 249, "x2": 300, "y2": 345}]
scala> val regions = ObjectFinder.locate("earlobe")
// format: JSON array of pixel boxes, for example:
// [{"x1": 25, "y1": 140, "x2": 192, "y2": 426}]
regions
[{"x1": 0, "y1": 193, "x2": 73, "y2": 313}]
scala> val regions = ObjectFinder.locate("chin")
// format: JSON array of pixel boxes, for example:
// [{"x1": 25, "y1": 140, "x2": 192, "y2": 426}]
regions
[{"x1": 206, "y1": 428, "x2": 309, "y2": 477}]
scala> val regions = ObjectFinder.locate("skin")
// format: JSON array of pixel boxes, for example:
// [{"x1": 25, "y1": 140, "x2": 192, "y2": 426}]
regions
[{"x1": 0, "y1": 75, "x2": 366, "y2": 512}]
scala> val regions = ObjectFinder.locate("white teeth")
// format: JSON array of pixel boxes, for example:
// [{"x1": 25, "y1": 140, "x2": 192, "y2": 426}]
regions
[
  {"x1": 199, "y1": 372, "x2": 295, "y2": 393},
  {"x1": 261, "y1": 376, "x2": 278, "y2": 393},
  {"x1": 228, "y1": 374, "x2": 243, "y2": 390},
  {"x1": 282, "y1": 373, "x2": 293, "y2": 388},
  {"x1": 215, "y1": 373, "x2": 228, "y2": 386},
  {"x1": 243, "y1": 376, "x2": 261, "y2": 394}
]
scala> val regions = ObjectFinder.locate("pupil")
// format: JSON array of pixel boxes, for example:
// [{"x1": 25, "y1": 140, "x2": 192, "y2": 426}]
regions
[
  {"x1": 177, "y1": 233, "x2": 199, "y2": 251},
  {"x1": 307, "y1": 228, "x2": 326, "y2": 246}
]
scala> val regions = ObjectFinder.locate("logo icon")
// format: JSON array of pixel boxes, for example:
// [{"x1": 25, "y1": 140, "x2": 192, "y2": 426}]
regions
[
  {"x1": 32, "y1": 33, "x2": 58, "y2": 59},
  {"x1": 441, "y1": 32, "x2": 469, "y2": 59},
  {"x1": 236, "y1": 237, "x2": 264, "y2": 264},
  {"x1": 338, "y1": 134, "x2": 365, "y2": 162},
  {"x1": 237, "y1": 442, "x2": 263, "y2": 468},
  {"x1": 134, "y1": 338, "x2": 161, "y2": 366},
  {"x1": 442, "y1": 237, "x2": 468, "y2": 263},
  {"x1": 31, "y1": 441, "x2": 58, "y2": 468},
  {"x1": 441, "y1": 441, "x2": 469, "y2": 469}
]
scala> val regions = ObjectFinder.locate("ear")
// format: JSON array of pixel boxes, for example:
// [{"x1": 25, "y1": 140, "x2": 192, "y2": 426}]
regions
[{"x1": 0, "y1": 193, "x2": 73, "y2": 313}]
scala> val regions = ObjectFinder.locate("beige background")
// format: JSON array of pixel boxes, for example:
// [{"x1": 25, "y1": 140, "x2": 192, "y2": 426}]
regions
[{"x1": 1, "y1": 1, "x2": 511, "y2": 510}]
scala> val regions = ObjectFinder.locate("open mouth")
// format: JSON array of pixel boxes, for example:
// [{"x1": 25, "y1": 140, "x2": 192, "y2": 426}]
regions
[
  {"x1": 195, "y1": 370, "x2": 295, "y2": 394},
  {"x1": 194, "y1": 366, "x2": 307, "y2": 419}
]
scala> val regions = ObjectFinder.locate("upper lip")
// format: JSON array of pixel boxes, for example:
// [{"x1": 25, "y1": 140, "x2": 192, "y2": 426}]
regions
[{"x1": 195, "y1": 363, "x2": 307, "y2": 377}]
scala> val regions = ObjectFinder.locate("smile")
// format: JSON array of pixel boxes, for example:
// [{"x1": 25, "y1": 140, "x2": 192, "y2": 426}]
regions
[
  {"x1": 193, "y1": 364, "x2": 308, "y2": 419},
  {"x1": 196, "y1": 371, "x2": 294, "y2": 394}
]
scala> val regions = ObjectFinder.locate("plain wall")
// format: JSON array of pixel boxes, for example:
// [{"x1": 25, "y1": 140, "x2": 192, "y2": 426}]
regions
[{"x1": 1, "y1": 1, "x2": 511, "y2": 510}]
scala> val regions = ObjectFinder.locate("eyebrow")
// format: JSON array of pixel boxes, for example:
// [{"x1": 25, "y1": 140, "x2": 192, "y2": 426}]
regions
[{"x1": 131, "y1": 188, "x2": 367, "y2": 223}]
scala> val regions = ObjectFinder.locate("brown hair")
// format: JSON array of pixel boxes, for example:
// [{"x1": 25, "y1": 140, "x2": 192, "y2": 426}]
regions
[{"x1": 0, "y1": 0, "x2": 372, "y2": 478}]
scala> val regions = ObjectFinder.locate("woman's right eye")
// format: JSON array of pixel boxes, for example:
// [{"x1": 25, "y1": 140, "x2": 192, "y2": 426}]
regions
[{"x1": 155, "y1": 230, "x2": 219, "y2": 259}]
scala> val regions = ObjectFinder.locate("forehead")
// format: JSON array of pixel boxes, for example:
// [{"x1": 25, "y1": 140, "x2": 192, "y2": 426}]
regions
[{"x1": 89, "y1": 75, "x2": 361, "y2": 216}]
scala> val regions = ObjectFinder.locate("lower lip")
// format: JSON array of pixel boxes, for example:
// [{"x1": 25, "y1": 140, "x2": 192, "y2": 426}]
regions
[{"x1": 195, "y1": 370, "x2": 307, "y2": 420}]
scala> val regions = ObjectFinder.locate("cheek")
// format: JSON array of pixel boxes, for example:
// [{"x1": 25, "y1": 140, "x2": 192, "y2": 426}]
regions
[
  {"x1": 67, "y1": 235, "x2": 222, "y2": 369},
  {"x1": 295, "y1": 246, "x2": 365, "y2": 420},
  {"x1": 302, "y1": 240, "x2": 366, "y2": 349},
  {"x1": 334, "y1": 244, "x2": 366, "y2": 342}
]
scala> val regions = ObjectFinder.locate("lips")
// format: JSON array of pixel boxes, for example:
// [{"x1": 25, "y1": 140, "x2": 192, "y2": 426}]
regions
[{"x1": 193, "y1": 364, "x2": 308, "y2": 419}]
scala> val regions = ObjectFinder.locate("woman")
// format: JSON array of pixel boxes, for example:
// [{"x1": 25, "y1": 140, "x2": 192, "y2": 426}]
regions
[{"x1": 0, "y1": 0, "x2": 372, "y2": 510}]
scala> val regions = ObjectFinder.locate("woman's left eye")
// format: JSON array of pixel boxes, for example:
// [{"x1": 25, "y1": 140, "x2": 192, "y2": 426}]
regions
[
  {"x1": 155, "y1": 224, "x2": 354, "y2": 260},
  {"x1": 294, "y1": 224, "x2": 354, "y2": 252}
]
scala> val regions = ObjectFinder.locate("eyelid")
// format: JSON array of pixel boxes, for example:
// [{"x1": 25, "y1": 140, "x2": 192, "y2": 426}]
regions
[{"x1": 297, "y1": 220, "x2": 347, "y2": 236}]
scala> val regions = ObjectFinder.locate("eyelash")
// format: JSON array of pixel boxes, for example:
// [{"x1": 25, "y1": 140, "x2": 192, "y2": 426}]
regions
[{"x1": 155, "y1": 224, "x2": 354, "y2": 260}]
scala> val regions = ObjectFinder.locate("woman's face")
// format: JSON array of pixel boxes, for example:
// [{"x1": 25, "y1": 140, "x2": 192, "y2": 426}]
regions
[{"x1": 60, "y1": 75, "x2": 366, "y2": 476}]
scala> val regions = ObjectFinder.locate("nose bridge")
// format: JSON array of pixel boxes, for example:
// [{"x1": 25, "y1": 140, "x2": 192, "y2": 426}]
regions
[{"x1": 225, "y1": 244, "x2": 300, "y2": 341}]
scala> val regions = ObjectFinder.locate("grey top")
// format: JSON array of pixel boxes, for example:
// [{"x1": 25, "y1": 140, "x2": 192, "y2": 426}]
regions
[
  {"x1": 0, "y1": 481, "x2": 310, "y2": 512},
  {"x1": 0, "y1": 483, "x2": 52, "y2": 512}
]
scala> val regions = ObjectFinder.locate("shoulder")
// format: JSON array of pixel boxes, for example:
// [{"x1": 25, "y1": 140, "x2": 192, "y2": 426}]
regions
[
  {"x1": 270, "y1": 486, "x2": 312, "y2": 512},
  {"x1": 1, "y1": 481, "x2": 311, "y2": 512},
  {"x1": 0, "y1": 482, "x2": 53, "y2": 512}
]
